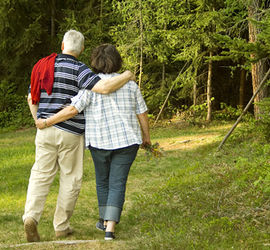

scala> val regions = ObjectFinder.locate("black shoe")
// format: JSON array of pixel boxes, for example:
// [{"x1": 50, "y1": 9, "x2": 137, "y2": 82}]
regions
[
  {"x1": 105, "y1": 232, "x2": 115, "y2": 240},
  {"x1": 96, "y1": 219, "x2": 106, "y2": 231}
]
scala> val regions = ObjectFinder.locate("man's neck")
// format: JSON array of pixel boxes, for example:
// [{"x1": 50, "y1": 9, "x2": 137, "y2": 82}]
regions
[{"x1": 62, "y1": 51, "x2": 78, "y2": 58}]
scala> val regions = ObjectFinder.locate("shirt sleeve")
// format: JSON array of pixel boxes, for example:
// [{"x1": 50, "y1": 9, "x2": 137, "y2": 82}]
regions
[
  {"x1": 134, "y1": 84, "x2": 148, "y2": 114},
  {"x1": 78, "y1": 64, "x2": 101, "y2": 90},
  {"x1": 71, "y1": 89, "x2": 92, "y2": 113}
]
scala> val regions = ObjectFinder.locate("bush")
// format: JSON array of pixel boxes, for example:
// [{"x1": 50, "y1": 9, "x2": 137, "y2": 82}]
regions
[
  {"x1": 257, "y1": 97, "x2": 270, "y2": 141},
  {"x1": 0, "y1": 81, "x2": 33, "y2": 130},
  {"x1": 224, "y1": 110, "x2": 270, "y2": 198},
  {"x1": 0, "y1": 95, "x2": 33, "y2": 130},
  {"x1": 213, "y1": 103, "x2": 243, "y2": 121}
]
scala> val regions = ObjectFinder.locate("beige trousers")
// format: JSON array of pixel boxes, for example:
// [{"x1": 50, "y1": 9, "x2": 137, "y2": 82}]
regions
[{"x1": 23, "y1": 126, "x2": 84, "y2": 231}]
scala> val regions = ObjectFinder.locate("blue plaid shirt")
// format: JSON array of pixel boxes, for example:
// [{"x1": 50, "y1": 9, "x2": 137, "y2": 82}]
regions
[{"x1": 71, "y1": 73, "x2": 148, "y2": 150}]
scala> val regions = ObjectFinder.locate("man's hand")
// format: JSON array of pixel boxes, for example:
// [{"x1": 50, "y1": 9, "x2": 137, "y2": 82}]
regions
[
  {"x1": 91, "y1": 70, "x2": 136, "y2": 94},
  {"x1": 36, "y1": 119, "x2": 47, "y2": 129}
]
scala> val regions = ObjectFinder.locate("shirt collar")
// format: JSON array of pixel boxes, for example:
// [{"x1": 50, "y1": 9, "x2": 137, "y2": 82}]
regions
[{"x1": 57, "y1": 53, "x2": 78, "y2": 61}]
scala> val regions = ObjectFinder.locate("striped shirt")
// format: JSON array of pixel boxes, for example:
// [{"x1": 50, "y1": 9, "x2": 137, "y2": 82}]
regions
[
  {"x1": 71, "y1": 73, "x2": 148, "y2": 150},
  {"x1": 35, "y1": 54, "x2": 100, "y2": 135}
]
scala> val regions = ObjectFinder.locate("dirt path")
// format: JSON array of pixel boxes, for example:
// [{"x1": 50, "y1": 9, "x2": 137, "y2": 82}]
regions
[{"x1": 158, "y1": 124, "x2": 231, "y2": 151}]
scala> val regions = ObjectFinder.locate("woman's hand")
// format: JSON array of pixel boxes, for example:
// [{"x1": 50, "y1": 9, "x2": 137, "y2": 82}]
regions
[
  {"x1": 141, "y1": 136, "x2": 151, "y2": 149},
  {"x1": 35, "y1": 119, "x2": 47, "y2": 129}
]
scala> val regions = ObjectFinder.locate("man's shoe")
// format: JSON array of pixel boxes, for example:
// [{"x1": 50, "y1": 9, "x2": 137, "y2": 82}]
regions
[
  {"x1": 24, "y1": 217, "x2": 40, "y2": 242},
  {"x1": 96, "y1": 218, "x2": 106, "y2": 231},
  {"x1": 55, "y1": 227, "x2": 74, "y2": 238},
  {"x1": 105, "y1": 232, "x2": 115, "y2": 240}
]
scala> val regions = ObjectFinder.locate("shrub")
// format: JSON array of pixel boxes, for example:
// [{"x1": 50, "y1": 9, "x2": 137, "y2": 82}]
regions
[
  {"x1": 0, "y1": 95, "x2": 33, "y2": 130},
  {"x1": 256, "y1": 97, "x2": 270, "y2": 141},
  {"x1": 0, "y1": 80, "x2": 33, "y2": 130},
  {"x1": 213, "y1": 103, "x2": 243, "y2": 121}
]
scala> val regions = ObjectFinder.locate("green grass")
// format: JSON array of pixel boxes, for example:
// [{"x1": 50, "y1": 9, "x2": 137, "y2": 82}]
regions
[{"x1": 1, "y1": 123, "x2": 270, "y2": 249}]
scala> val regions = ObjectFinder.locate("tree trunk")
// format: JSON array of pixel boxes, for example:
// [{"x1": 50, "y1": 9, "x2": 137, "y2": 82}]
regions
[
  {"x1": 162, "y1": 63, "x2": 166, "y2": 88},
  {"x1": 193, "y1": 67, "x2": 198, "y2": 106},
  {"x1": 153, "y1": 61, "x2": 189, "y2": 127},
  {"x1": 50, "y1": 0, "x2": 55, "y2": 38},
  {"x1": 206, "y1": 51, "x2": 213, "y2": 122},
  {"x1": 248, "y1": 2, "x2": 268, "y2": 118},
  {"x1": 138, "y1": 0, "x2": 143, "y2": 88},
  {"x1": 100, "y1": 0, "x2": 103, "y2": 19},
  {"x1": 239, "y1": 68, "x2": 246, "y2": 109}
]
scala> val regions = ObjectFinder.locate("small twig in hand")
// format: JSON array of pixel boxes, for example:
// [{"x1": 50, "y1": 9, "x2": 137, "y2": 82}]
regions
[{"x1": 142, "y1": 142, "x2": 164, "y2": 160}]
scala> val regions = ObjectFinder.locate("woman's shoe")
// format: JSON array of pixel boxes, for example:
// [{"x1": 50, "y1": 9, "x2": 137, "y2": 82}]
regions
[
  {"x1": 96, "y1": 218, "x2": 106, "y2": 231},
  {"x1": 104, "y1": 232, "x2": 115, "y2": 240}
]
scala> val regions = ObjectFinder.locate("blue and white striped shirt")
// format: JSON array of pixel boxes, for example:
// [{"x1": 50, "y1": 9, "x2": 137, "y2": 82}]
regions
[
  {"x1": 36, "y1": 54, "x2": 100, "y2": 135},
  {"x1": 71, "y1": 73, "x2": 148, "y2": 150}
]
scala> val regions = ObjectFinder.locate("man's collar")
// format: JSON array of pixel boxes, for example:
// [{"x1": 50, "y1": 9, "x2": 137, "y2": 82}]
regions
[{"x1": 58, "y1": 53, "x2": 78, "y2": 61}]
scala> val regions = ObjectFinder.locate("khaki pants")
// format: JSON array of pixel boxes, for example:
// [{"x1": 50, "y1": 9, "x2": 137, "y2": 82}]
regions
[{"x1": 23, "y1": 126, "x2": 84, "y2": 231}]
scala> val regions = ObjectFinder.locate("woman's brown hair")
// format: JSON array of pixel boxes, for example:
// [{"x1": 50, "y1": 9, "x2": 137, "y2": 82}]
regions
[{"x1": 90, "y1": 44, "x2": 122, "y2": 74}]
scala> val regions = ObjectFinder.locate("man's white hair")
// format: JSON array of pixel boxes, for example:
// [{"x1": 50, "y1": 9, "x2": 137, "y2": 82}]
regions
[{"x1": 62, "y1": 30, "x2": 84, "y2": 56}]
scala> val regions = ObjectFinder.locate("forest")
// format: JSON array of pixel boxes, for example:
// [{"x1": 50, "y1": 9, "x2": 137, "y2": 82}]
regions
[{"x1": 0, "y1": 0, "x2": 270, "y2": 128}]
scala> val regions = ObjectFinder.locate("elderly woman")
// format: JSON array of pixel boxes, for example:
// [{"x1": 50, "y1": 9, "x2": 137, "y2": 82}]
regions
[{"x1": 36, "y1": 44, "x2": 151, "y2": 240}]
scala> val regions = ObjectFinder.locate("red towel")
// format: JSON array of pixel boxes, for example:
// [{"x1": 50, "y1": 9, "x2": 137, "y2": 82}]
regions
[{"x1": 30, "y1": 53, "x2": 57, "y2": 104}]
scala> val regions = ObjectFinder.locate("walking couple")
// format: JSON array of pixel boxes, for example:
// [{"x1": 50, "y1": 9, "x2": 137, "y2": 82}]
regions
[{"x1": 23, "y1": 29, "x2": 151, "y2": 242}]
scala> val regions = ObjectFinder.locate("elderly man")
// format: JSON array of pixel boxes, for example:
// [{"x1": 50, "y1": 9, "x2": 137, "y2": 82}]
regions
[{"x1": 23, "y1": 30, "x2": 135, "y2": 242}]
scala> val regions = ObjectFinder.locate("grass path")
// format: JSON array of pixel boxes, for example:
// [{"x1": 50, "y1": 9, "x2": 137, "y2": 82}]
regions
[{"x1": 1, "y1": 123, "x2": 270, "y2": 249}]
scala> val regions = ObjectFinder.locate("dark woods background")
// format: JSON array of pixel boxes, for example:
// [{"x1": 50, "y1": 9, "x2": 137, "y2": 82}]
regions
[{"x1": 1, "y1": 0, "x2": 270, "y2": 129}]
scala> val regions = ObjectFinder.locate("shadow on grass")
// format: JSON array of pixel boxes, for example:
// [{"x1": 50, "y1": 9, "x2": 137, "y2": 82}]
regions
[
  {"x1": 117, "y1": 140, "x2": 270, "y2": 249},
  {"x1": 0, "y1": 213, "x2": 21, "y2": 224},
  {"x1": 0, "y1": 164, "x2": 31, "y2": 195}
]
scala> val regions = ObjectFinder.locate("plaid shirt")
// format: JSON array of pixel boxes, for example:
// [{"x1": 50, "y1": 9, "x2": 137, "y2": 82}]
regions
[{"x1": 71, "y1": 73, "x2": 148, "y2": 150}]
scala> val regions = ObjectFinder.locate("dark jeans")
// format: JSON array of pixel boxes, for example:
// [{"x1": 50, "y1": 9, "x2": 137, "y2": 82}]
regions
[{"x1": 89, "y1": 144, "x2": 139, "y2": 223}]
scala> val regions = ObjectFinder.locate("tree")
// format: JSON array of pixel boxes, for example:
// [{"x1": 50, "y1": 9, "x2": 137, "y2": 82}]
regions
[
  {"x1": 239, "y1": 67, "x2": 247, "y2": 109},
  {"x1": 214, "y1": 0, "x2": 270, "y2": 117},
  {"x1": 172, "y1": 0, "x2": 226, "y2": 121},
  {"x1": 0, "y1": 0, "x2": 111, "y2": 96},
  {"x1": 0, "y1": 0, "x2": 65, "y2": 94},
  {"x1": 206, "y1": 51, "x2": 213, "y2": 121},
  {"x1": 248, "y1": 0, "x2": 268, "y2": 118},
  {"x1": 110, "y1": 0, "x2": 181, "y2": 115}
]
